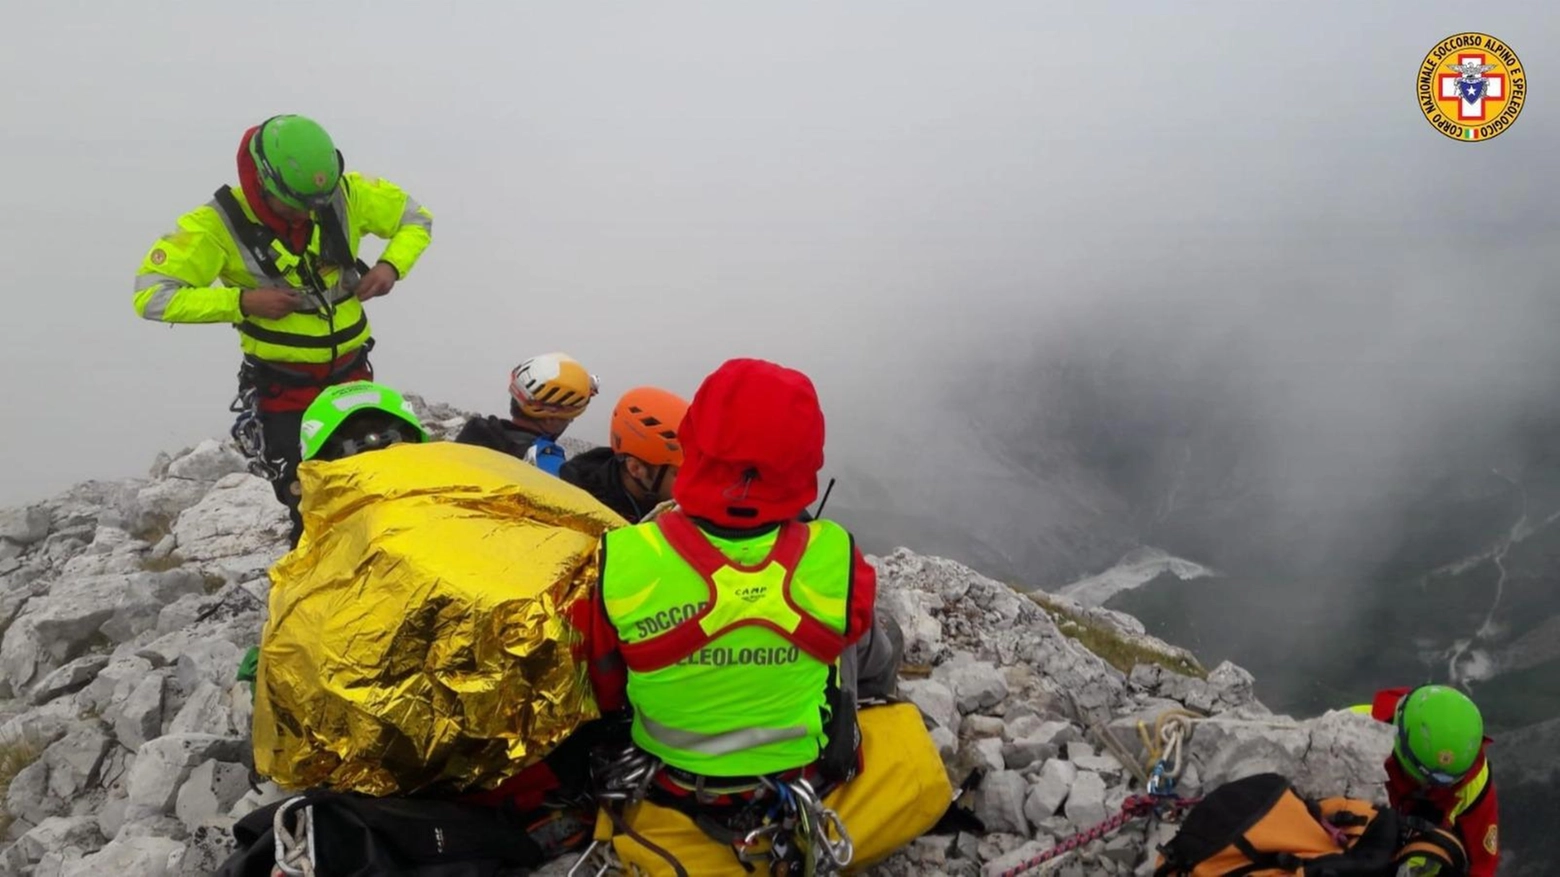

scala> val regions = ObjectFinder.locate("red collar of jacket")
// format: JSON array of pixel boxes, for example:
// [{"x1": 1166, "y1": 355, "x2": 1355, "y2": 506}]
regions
[
  {"x1": 236, "y1": 125, "x2": 314, "y2": 253},
  {"x1": 1384, "y1": 737, "x2": 1492, "y2": 819}
]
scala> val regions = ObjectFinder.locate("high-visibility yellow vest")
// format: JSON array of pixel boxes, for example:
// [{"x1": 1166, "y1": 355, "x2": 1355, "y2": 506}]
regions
[{"x1": 599, "y1": 511, "x2": 855, "y2": 777}]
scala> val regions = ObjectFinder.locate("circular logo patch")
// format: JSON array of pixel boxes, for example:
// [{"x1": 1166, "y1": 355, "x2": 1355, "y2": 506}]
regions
[
  {"x1": 313, "y1": 171, "x2": 329, "y2": 189},
  {"x1": 1436, "y1": 748, "x2": 1456, "y2": 767},
  {"x1": 149, "y1": 249, "x2": 167, "y2": 266},
  {"x1": 1418, "y1": 32, "x2": 1526, "y2": 142}
]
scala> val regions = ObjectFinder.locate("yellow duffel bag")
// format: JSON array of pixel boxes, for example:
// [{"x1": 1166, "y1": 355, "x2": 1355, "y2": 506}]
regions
[{"x1": 604, "y1": 701, "x2": 953, "y2": 876}]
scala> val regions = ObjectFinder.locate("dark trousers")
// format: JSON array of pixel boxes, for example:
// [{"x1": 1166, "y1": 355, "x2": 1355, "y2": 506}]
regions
[
  {"x1": 238, "y1": 345, "x2": 374, "y2": 549},
  {"x1": 259, "y1": 408, "x2": 306, "y2": 548}
]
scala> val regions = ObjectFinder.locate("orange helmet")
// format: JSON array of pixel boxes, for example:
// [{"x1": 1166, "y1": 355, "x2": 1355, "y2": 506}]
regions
[
  {"x1": 611, "y1": 387, "x2": 689, "y2": 467},
  {"x1": 509, "y1": 353, "x2": 599, "y2": 420}
]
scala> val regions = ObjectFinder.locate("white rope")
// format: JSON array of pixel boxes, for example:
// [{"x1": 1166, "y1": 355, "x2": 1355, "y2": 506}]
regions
[
  {"x1": 1158, "y1": 712, "x2": 1193, "y2": 780},
  {"x1": 566, "y1": 839, "x2": 618, "y2": 877},
  {"x1": 271, "y1": 797, "x2": 316, "y2": 877}
]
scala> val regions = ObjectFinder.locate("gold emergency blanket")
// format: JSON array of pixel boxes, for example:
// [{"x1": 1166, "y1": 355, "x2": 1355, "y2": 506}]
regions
[{"x1": 253, "y1": 440, "x2": 628, "y2": 796}]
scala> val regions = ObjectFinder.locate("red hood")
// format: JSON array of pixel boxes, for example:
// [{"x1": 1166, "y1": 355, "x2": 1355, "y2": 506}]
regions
[
  {"x1": 237, "y1": 125, "x2": 313, "y2": 253},
  {"x1": 673, "y1": 358, "x2": 825, "y2": 527}
]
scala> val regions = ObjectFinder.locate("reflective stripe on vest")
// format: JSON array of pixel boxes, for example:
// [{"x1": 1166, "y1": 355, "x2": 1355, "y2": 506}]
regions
[
  {"x1": 1395, "y1": 827, "x2": 1468, "y2": 871},
  {"x1": 1449, "y1": 759, "x2": 1489, "y2": 822},
  {"x1": 209, "y1": 186, "x2": 373, "y2": 364},
  {"x1": 599, "y1": 512, "x2": 855, "y2": 776}
]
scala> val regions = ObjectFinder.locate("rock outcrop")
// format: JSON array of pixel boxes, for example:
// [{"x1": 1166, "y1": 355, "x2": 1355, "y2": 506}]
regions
[{"x1": 0, "y1": 401, "x2": 1395, "y2": 876}]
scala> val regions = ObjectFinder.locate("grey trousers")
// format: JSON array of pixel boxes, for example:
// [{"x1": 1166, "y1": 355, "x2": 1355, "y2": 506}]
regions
[{"x1": 845, "y1": 609, "x2": 905, "y2": 703}]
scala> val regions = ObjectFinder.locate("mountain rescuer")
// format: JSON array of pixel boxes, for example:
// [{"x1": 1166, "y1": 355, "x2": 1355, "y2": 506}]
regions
[
  {"x1": 576, "y1": 357, "x2": 944, "y2": 875},
  {"x1": 297, "y1": 380, "x2": 430, "y2": 465},
  {"x1": 1352, "y1": 685, "x2": 1499, "y2": 876},
  {"x1": 132, "y1": 114, "x2": 433, "y2": 545},
  {"x1": 559, "y1": 386, "x2": 689, "y2": 522},
  {"x1": 455, "y1": 352, "x2": 598, "y2": 476}
]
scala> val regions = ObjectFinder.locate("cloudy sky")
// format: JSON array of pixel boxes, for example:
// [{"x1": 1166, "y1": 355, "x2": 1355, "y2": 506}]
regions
[{"x1": 1, "y1": 0, "x2": 1556, "y2": 511}]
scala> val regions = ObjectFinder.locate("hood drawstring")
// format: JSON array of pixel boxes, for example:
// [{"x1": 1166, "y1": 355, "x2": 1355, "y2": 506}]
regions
[{"x1": 722, "y1": 468, "x2": 760, "y2": 502}]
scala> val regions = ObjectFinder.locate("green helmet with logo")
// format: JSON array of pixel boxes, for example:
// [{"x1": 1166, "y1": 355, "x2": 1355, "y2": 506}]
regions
[
  {"x1": 249, "y1": 114, "x2": 343, "y2": 211},
  {"x1": 299, "y1": 381, "x2": 428, "y2": 462},
  {"x1": 1392, "y1": 685, "x2": 1484, "y2": 787}
]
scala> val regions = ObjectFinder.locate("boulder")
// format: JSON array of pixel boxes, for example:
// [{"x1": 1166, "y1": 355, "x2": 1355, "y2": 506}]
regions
[
  {"x1": 28, "y1": 654, "x2": 111, "y2": 706},
  {"x1": 3, "y1": 816, "x2": 104, "y2": 872},
  {"x1": 1025, "y1": 758, "x2": 1077, "y2": 824},
  {"x1": 123, "y1": 734, "x2": 249, "y2": 824},
  {"x1": 108, "y1": 672, "x2": 166, "y2": 751},
  {"x1": 974, "y1": 769, "x2": 1029, "y2": 835},
  {"x1": 173, "y1": 760, "x2": 249, "y2": 833},
  {"x1": 58, "y1": 835, "x2": 185, "y2": 877},
  {"x1": 1063, "y1": 769, "x2": 1108, "y2": 828},
  {"x1": 899, "y1": 678, "x2": 959, "y2": 734},
  {"x1": 169, "y1": 476, "x2": 287, "y2": 563},
  {"x1": 40, "y1": 725, "x2": 113, "y2": 802},
  {"x1": 165, "y1": 440, "x2": 247, "y2": 483},
  {"x1": 0, "y1": 506, "x2": 51, "y2": 545}
]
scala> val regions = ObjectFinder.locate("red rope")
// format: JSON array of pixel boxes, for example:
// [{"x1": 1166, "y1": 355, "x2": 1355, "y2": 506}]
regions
[{"x1": 995, "y1": 794, "x2": 1201, "y2": 877}]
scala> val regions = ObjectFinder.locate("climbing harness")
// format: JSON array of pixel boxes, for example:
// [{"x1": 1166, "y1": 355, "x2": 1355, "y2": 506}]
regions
[
  {"x1": 732, "y1": 775, "x2": 854, "y2": 875},
  {"x1": 270, "y1": 795, "x2": 317, "y2": 877},
  {"x1": 572, "y1": 743, "x2": 856, "y2": 876},
  {"x1": 230, "y1": 383, "x2": 287, "y2": 482}
]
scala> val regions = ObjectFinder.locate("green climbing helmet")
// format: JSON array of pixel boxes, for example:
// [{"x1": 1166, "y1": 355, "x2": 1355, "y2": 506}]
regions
[
  {"x1": 1392, "y1": 685, "x2": 1484, "y2": 787},
  {"x1": 299, "y1": 381, "x2": 428, "y2": 462},
  {"x1": 249, "y1": 114, "x2": 343, "y2": 211}
]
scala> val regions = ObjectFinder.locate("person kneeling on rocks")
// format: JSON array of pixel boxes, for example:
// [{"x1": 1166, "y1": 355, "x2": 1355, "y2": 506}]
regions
[
  {"x1": 575, "y1": 357, "x2": 939, "y2": 876},
  {"x1": 234, "y1": 380, "x2": 427, "y2": 686},
  {"x1": 560, "y1": 386, "x2": 689, "y2": 523},
  {"x1": 454, "y1": 352, "x2": 598, "y2": 475},
  {"x1": 297, "y1": 380, "x2": 430, "y2": 464},
  {"x1": 1350, "y1": 685, "x2": 1500, "y2": 877}
]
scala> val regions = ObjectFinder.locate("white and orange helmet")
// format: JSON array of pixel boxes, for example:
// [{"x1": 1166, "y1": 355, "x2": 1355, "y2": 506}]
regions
[{"x1": 509, "y1": 353, "x2": 599, "y2": 420}]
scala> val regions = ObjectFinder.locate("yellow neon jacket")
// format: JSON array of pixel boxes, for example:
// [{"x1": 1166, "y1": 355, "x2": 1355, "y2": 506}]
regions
[{"x1": 131, "y1": 174, "x2": 432, "y2": 364}]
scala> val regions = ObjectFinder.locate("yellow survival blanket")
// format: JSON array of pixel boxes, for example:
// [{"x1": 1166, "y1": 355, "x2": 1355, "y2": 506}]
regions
[{"x1": 253, "y1": 441, "x2": 627, "y2": 796}]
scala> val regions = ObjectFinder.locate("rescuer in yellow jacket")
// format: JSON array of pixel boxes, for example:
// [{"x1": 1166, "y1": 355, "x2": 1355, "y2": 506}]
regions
[{"x1": 132, "y1": 114, "x2": 433, "y2": 544}]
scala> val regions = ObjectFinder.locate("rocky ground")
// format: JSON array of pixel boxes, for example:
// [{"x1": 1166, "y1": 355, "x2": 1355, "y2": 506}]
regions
[{"x1": 0, "y1": 400, "x2": 1396, "y2": 876}]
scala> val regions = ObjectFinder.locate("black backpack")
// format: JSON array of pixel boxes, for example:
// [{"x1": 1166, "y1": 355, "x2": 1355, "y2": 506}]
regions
[
  {"x1": 216, "y1": 790, "x2": 547, "y2": 877},
  {"x1": 1153, "y1": 772, "x2": 1467, "y2": 877}
]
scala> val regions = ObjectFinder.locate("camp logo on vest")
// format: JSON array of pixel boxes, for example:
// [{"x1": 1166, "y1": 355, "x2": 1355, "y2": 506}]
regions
[
  {"x1": 675, "y1": 645, "x2": 801, "y2": 667},
  {"x1": 632, "y1": 601, "x2": 708, "y2": 640},
  {"x1": 1484, "y1": 824, "x2": 1498, "y2": 854},
  {"x1": 734, "y1": 584, "x2": 767, "y2": 604},
  {"x1": 1417, "y1": 33, "x2": 1527, "y2": 142}
]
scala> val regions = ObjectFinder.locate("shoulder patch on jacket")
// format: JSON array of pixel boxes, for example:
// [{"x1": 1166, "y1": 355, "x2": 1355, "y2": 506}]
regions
[{"x1": 1484, "y1": 824, "x2": 1498, "y2": 854}]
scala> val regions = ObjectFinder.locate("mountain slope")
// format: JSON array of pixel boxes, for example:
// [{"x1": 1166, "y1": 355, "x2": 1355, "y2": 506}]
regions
[{"x1": 0, "y1": 408, "x2": 1438, "y2": 875}]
